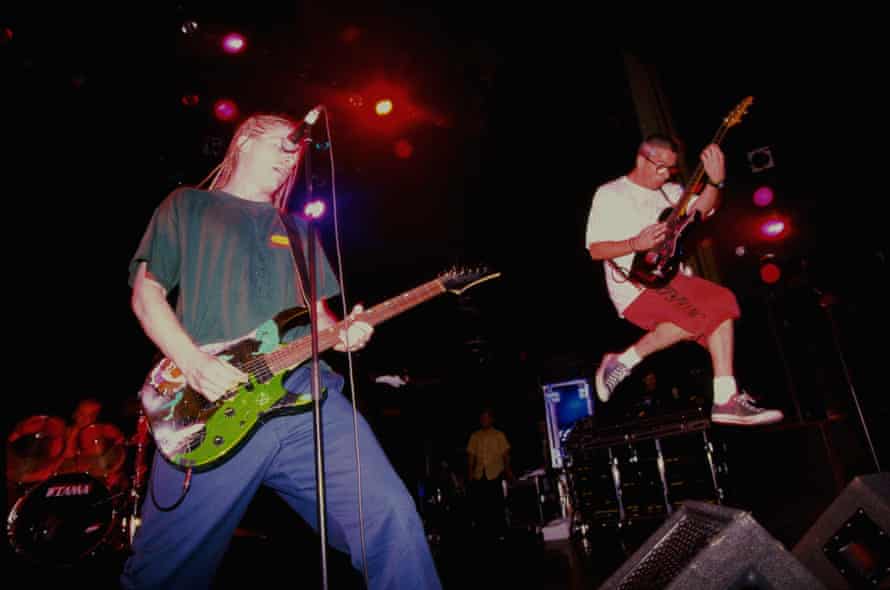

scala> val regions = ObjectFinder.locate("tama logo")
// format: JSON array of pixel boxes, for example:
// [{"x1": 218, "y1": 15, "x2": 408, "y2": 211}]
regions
[{"x1": 45, "y1": 484, "x2": 92, "y2": 497}]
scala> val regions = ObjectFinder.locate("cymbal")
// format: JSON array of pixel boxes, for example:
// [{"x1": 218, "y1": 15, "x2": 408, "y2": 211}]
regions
[
  {"x1": 6, "y1": 415, "x2": 66, "y2": 483},
  {"x1": 75, "y1": 444, "x2": 127, "y2": 476},
  {"x1": 75, "y1": 423, "x2": 127, "y2": 476}
]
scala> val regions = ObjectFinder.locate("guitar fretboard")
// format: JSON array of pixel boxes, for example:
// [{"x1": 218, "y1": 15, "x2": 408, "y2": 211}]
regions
[
  {"x1": 668, "y1": 124, "x2": 733, "y2": 221},
  {"x1": 264, "y1": 278, "x2": 447, "y2": 374}
]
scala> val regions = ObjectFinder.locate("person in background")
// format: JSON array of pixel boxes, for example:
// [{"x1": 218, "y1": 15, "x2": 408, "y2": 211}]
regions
[{"x1": 466, "y1": 407, "x2": 512, "y2": 541}]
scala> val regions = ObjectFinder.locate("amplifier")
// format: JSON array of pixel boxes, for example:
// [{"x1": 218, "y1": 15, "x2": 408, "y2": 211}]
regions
[{"x1": 564, "y1": 409, "x2": 726, "y2": 527}]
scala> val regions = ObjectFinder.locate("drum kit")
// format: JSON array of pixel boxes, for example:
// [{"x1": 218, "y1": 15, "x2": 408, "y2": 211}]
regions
[{"x1": 5, "y1": 410, "x2": 151, "y2": 567}]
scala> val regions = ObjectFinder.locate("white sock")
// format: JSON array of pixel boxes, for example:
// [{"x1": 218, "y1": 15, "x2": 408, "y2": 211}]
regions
[
  {"x1": 713, "y1": 376, "x2": 737, "y2": 405},
  {"x1": 617, "y1": 347, "x2": 641, "y2": 369}
]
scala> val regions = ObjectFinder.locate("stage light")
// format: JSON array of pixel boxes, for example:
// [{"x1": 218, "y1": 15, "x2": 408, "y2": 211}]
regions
[
  {"x1": 303, "y1": 200, "x2": 326, "y2": 219},
  {"x1": 752, "y1": 186, "x2": 774, "y2": 207},
  {"x1": 747, "y1": 146, "x2": 775, "y2": 173},
  {"x1": 759, "y1": 216, "x2": 787, "y2": 239},
  {"x1": 394, "y1": 139, "x2": 414, "y2": 159},
  {"x1": 222, "y1": 32, "x2": 246, "y2": 54},
  {"x1": 180, "y1": 21, "x2": 198, "y2": 35},
  {"x1": 375, "y1": 99, "x2": 393, "y2": 116},
  {"x1": 181, "y1": 94, "x2": 200, "y2": 107},
  {"x1": 213, "y1": 99, "x2": 238, "y2": 122},
  {"x1": 759, "y1": 254, "x2": 782, "y2": 284}
]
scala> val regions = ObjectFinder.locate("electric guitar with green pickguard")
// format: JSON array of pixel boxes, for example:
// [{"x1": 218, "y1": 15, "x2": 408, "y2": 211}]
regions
[{"x1": 140, "y1": 267, "x2": 500, "y2": 471}]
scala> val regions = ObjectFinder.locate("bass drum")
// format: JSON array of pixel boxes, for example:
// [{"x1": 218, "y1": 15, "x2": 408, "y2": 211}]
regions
[{"x1": 7, "y1": 472, "x2": 118, "y2": 565}]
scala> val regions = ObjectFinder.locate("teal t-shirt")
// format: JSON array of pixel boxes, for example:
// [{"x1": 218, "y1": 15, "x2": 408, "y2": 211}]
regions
[{"x1": 128, "y1": 188, "x2": 340, "y2": 347}]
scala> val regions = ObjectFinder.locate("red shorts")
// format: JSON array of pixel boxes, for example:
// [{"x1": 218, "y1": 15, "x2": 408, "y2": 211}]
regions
[{"x1": 623, "y1": 274, "x2": 740, "y2": 346}]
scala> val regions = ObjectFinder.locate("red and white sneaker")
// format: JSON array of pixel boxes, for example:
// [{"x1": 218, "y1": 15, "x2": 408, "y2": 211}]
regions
[{"x1": 711, "y1": 392, "x2": 784, "y2": 426}]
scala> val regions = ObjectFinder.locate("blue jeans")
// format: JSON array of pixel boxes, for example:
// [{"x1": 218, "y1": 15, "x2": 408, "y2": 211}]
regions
[{"x1": 122, "y1": 366, "x2": 441, "y2": 589}]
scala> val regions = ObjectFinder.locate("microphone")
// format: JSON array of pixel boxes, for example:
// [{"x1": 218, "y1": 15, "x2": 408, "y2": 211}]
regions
[{"x1": 282, "y1": 106, "x2": 323, "y2": 153}]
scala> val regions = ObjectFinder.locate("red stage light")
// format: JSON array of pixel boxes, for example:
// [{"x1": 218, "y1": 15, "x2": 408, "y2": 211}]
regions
[
  {"x1": 181, "y1": 94, "x2": 200, "y2": 107},
  {"x1": 760, "y1": 262, "x2": 782, "y2": 284},
  {"x1": 759, "y1": 216, "x2": 787, "y2": 239},
  {"x1": 375, "y1": 99, "x2": 393, "y2": 116},
  {"x1": 213, "y1": 99, "x2": 238, "y2": 122},
  {"x1": 222, "y1": 33, "x2": 246, "y2": 54},
  {"x1": 394, "y1": 139, "x2": 414, "y2": 159},
  {"x1": 752, "y1": 186, "x2": 774, "y2": 207}
]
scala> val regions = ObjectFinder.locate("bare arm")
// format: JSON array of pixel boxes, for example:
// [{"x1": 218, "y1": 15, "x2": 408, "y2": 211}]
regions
[
  {"x1": 689, "y1": 144, "x2": 725, "y2": 217},
  {"x1": 131, "y1": 262, "x2": 247, "y2": 401},
  {"x1": 587, "y1": 223, "x2": 668, "y2": 260},
  {"x1": 689, "y1": 184, "x2": 720, "y2": 217}
]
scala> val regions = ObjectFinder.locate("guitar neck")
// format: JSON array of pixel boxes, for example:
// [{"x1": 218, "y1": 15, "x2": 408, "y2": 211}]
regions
[
  {"x1": 264, "y1": 278, "x2": 447, "y2": 374},
  {"x1": 667, "y1": 123, "x2": 734, "y2": 220}
]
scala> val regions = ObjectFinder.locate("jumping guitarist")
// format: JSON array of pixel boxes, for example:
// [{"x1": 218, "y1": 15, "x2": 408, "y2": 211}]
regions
[{"x1": 585, "y1": 123, "x2": 784, "y2": 427}]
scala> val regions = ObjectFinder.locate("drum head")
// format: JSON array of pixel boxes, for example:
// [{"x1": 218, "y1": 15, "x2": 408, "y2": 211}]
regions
[{"x1": 7, "y1": 472, "x2": 115, "y2": 565}]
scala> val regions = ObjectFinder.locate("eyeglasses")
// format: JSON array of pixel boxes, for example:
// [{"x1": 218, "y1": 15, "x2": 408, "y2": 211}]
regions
[{"x1": 639, "y1": 152, "x2": 679, "y2": 176}]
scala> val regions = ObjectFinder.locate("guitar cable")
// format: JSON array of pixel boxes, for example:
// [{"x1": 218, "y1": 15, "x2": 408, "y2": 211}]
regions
[
  {"x1": 322, "y1": 108, "x2": 372, "y2": 589},
  {"x1": 148, "y1": 455, "x2": 193, "y2": 512}
]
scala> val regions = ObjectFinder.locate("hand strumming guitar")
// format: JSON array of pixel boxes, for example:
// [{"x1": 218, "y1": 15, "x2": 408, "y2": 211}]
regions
[{"x1": 630, "y1": 222, "x2": 668, "y2": 252}]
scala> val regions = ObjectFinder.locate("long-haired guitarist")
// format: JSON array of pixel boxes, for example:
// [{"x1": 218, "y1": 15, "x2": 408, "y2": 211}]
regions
[
  {"x1": 585, "y1": 133, "x2": 783, "y2": 427},
  {"x1": 123, "y1": 111, "x2": 442, "y2": 589}
]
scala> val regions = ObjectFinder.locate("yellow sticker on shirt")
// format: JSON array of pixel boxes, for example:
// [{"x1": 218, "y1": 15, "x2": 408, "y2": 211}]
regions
[{"x1": 269, "y1": 234, "x2": 290, "y2": 248}]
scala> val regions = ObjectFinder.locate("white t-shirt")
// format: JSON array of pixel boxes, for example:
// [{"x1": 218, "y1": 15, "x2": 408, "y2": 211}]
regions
[{"x1": 584, "y1": 176, "x2": 685, "y2": 315}]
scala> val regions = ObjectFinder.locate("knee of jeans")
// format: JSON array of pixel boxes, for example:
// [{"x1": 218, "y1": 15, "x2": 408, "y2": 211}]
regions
[{"x1": 371, "y1": 483, "x2": 423, "y2": 532}]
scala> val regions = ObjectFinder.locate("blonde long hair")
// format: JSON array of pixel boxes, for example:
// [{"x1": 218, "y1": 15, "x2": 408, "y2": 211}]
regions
[{"x1": 198, "y1": 113, "x2": 302, "y2": 210}]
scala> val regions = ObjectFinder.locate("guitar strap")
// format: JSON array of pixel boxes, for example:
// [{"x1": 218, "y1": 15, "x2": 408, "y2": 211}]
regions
[{"x1": 658, "y1": 186, "x2": 677, "y2": 206}]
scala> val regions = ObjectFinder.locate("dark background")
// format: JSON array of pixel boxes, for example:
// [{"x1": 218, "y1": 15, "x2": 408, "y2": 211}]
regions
[{"x1": 3, "y1": 3, "x2": 886, "y2": 544}]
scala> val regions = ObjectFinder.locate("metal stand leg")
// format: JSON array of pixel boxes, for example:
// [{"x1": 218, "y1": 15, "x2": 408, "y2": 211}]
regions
[
  {"x1": 702, "y1": 430, "x2": 724, "y2": 503},
  {"x1": 608, "y1": 447, "x2": 625, "y2": 524},
  {"x1": 821, "y1": 297, "x2": 882, "y2": 473},
  {"x1": 534, "y1": 474, "x2": 544, "y2": 525},
  {"x1": 654, "y1": 438, "x2": 672, "y2": 515}
]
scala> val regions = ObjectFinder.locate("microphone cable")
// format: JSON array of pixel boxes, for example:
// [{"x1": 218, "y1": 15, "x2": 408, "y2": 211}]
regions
[{"x1": 317, "y1": 105, "x2": 371, "y2": 589}]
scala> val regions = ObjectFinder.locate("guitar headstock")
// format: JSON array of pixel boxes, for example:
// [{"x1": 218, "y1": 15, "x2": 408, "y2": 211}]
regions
[
  {"x1": 437, "y1": 266, "x2": 501, "y2": 295},
  {"x1": 725, "y1": 96, "x2": 754, "y2": 128}
]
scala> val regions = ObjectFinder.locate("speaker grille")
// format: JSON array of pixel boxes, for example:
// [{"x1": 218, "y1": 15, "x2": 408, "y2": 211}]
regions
[{"x1": 618, "y1": 510, "x2": 727, "y2": 590}]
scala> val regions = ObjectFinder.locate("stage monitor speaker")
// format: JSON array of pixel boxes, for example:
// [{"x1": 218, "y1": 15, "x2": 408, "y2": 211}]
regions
[
  {"x1": 599, "y1": 500, "x2": 824, "y2": 590},
  {"x1": 792, "y1": 472, "x2": 890, "y2": 589}
]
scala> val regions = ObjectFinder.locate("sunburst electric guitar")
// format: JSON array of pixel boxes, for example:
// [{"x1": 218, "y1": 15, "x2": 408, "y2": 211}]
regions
[
  {"x1": 628, "y1": 96, "x2": 754, "y2": 288},
  {"x1": 140, "y1": 267, "x2": 500, "y2": 471}
]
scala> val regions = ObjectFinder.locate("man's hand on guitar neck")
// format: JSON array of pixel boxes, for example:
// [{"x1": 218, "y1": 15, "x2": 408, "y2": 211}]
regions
[{"x1": 333, "y1": 304, "x2": 374, "y2": 352}]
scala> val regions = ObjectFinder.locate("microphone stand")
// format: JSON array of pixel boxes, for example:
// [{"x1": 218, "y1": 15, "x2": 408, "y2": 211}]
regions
[
  {"x1": 818, "y1": 290, "x2": 882, "y2": 473},
  {"x1": 282, "y1": 122, "x2": 329, "y2": 589},
  {"x1": 305, "y1": 128, "x2": 330, "y2": 590}
]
